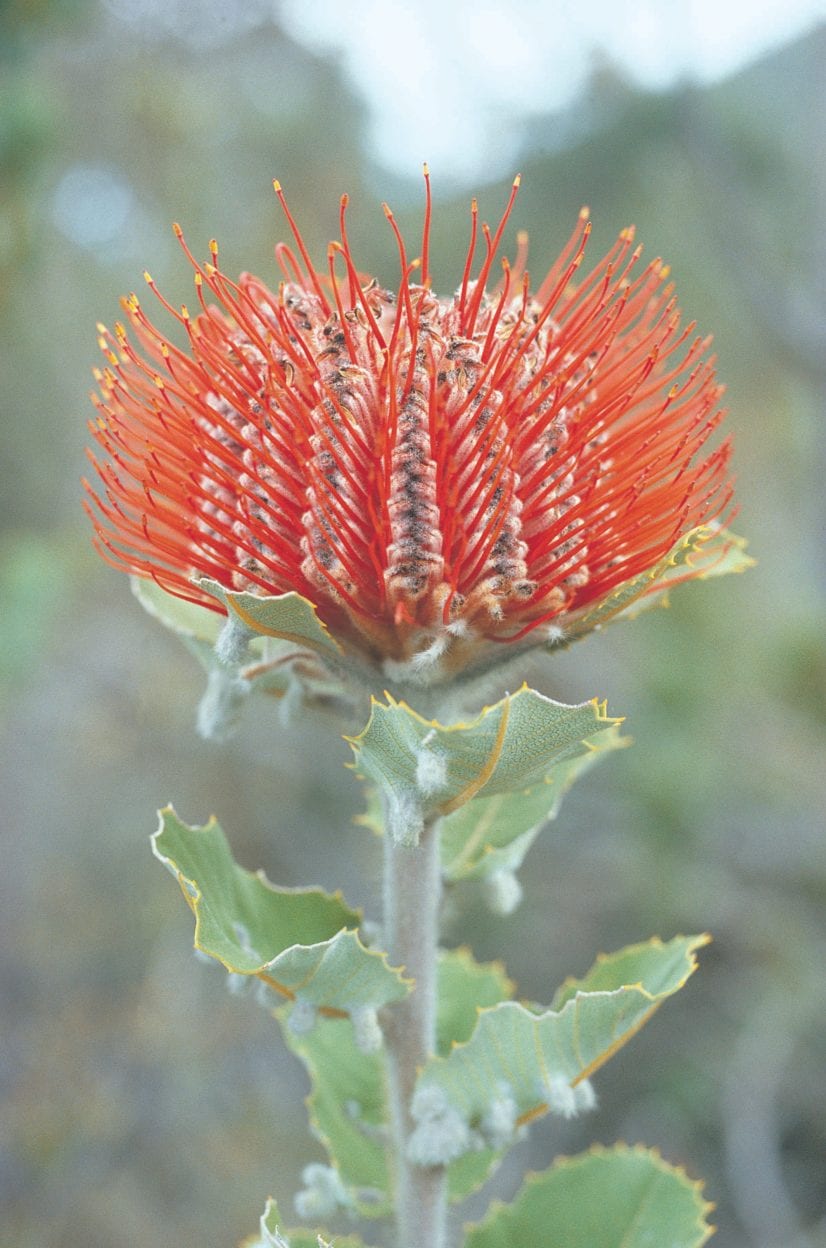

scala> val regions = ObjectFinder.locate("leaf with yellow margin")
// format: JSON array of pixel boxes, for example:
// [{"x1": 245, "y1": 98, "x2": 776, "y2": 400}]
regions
[
  {"x1": 463, "y1": 1143, "x2": 714, "y2": 1248},
  {"x1": 198, "y1": 578, "x2": 343, "y2": 661},
  {"x1": 348, "y1": 685, "x2": 622, "y2": 846},
  {"x1": 152, "y1": 807, "x2": 408, "y2": 1016},
  {"x1": 440, "y1": 723, "x2": 627, "y2": 881},
  {"x1": 409, "y1": 935, "x2": 708, "y2": 1165},
  {"x1": 565, "y1": 524, "x2": 753, "y2": 640}
]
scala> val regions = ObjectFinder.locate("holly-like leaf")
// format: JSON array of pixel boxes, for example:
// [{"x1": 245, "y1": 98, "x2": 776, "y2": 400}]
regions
[
  {"x1": 409, "y1": 935, "x2": 707, "y2": 1165},
  {"x1": 282, "y1": 949, "x2": 515, "y2": 1217},
  {"x1": 440, "y1": 724, "x2": 626, "y2": 882},
  {"x1": 463, "y1": 1143, "x2": 713, "y2": 1248},
  {"x1": 348, "y1": 685, "x2": 622, "y2": 846},
  {"x1": 152, "y1": 807, "x2": 408, "y2": 1016},
  {"x1": 550, "y1": 933, "x2": 710, "y2": 1010},
  {"x1": 198, "y1": 578, "x2": 343, "y2": 662},
  {"x1": 566, "y1": 524, "x2": 752, "y2": 640}
]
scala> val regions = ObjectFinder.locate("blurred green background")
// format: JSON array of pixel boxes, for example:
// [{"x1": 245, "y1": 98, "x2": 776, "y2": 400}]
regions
[{"x1": 2, "y1": 2, "x2": 825, "y2": 1245}]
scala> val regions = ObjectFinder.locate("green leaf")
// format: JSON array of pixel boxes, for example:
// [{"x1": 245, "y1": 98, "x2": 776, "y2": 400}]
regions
[
  {"x1": 463, "y1": 1143, "x2": 713, "y2": 1248},
  {"x1": 550, "y1": 933, "x2": 710, "y2": 1010},
  {"x1": 409, "y1": 935, "x2": 707, "y2": 1164},
  {"x1": 152, "y1": 807, "x2": 408, "y2": 1016},
  {"x1": 437, "y1": 948, "x2": 514, "y2": 1055},
  {"x1": 566, "y1": 524, "x2": 753, "y2": 640},
  {"x1": 440, "y1": 724, "x2": 627, "y2": 882},
  {"x1": 198, "y1": 578, "x2": 343, "y2": 662},
  {"x1": 131, "y1": 574, "x2": 226, "y2": 644},
  {"x1": 281, "y1": 1016, "x2": 389, "y2": 1218},
  {"x1": 282, "y1": 949, "x2": 515, "y2": 1217},
  {"x1": 348, "y1": 685, "x2": 622, "y2": 845}
]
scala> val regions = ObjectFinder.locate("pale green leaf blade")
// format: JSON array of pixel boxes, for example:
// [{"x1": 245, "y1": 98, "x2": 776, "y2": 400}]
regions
[
  {"x1": 437, "y1": 948, "x2": 514, "y2": 1055},
  {"x1": 566, "y1": 524, "x2": 753, "y2": 639},
  {"x1": 348, "y1": 686, "x2": 622, "y2": 843},
  {"x1": 441, "y1": 724, "x2": 627, "y2": 881},
  {"x1": 463, "y1": 1143, "x2": 713, "y2": 1248},
  {"x1": 152, "y1": 807, "x2": 408, "y2": 1013},
  {"x1": 198, "y1": 578, "x2": 343, "y2": 661},
  {"x1": 410, "y1": 935, "x2": 707, "y2": 1163},
  {"x1": 551, "y1": 933, "x2": 710, "y2": 1010},
  {"x1": 281, "y1": 1016, "x2": 390, "y2": 1219},
  {"x1": 132, "y1": 575, "x2": 226, "y2": 644}
]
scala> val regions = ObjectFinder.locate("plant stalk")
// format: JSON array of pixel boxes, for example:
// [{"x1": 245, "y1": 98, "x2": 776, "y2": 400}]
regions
[{"x1": 382, "y1": 817, "x2": 447, "y2": 1248}]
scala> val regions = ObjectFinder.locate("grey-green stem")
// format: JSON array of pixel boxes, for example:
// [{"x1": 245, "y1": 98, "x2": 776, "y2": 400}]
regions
[{"x1": 382, "y1": 817, "x2": 447, "y2": 1248}]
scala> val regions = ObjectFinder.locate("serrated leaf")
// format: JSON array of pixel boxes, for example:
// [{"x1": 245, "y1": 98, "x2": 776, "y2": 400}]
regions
[
  {"x1": 348, "y1": 685, "x2": 622, "y2": 844},
  {"x1": 198, "y1": 578, "x2": 343, "y2": 661},
  {"x1": 282, "y1": 949, "x2": 515, "y2": 1217},
  {"x1": 281, "y1": 1017, "x2": 389, "y2": 1218},
  {"x1": 152, "y1": 807, "x2": 407, "y2": 1015},
  {"x1": 437, "y1": 948, "x2": 514, "y2": 1054},
  {"x1": 550, "y1": 933, "x2": 710, "y2": 1010},
  {"x1": 411, "y1": 935, "x2": 707, "y2": 1162},
  {"x1": 441, "y1": 724, "x2": 626, "y2": 881},
  {"x1": 567, "y1": 524, "x2": 752, "y2": 639},
  {"x1": 463, "y1": 1143, "x2": 713, "y2": 1248}
]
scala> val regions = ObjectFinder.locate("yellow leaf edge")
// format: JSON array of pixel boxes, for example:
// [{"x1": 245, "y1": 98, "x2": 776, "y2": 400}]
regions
[
  {"x1": 463, "y1": 1140, "x2": 716, "y2": 1245},
  {"x1": 152, "y1": 804, "x2": 411, "y2": 1015},
  {"x1": 552, "y1": 932, "x2": 712, "y2": 1005},
  {"x1": 345, "y1": 682, "x2": 623, "y2": 748}
]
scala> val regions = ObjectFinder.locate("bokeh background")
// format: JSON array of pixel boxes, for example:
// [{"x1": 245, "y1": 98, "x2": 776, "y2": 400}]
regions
[{"x1": 2, "y1": 2, "x2": 825, "y2": 1245}]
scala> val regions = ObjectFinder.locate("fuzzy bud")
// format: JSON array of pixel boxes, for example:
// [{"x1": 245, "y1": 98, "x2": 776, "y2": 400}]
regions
[
  {"x1": 483, "y1": 868, "x2": 524, "y2": 915},
  {"x1": 350, "y1": 1006, "x2": 383, "y2": 1054},
  {"x1": 480, "y1": 1082, "x2": 519, "y2": 1149},
  {"x1": 293, "y1": 1164, "x2": 350, "y2": 1221},
  {"x1": 287, "y1": 998, "x2": 318, "y2": 1035},
  {"x1": 408, "y1": 1084, "x2": 475, "y2": 1166}
]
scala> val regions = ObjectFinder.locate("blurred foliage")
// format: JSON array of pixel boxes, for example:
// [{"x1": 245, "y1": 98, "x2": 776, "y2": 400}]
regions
[{"x1": 1, "y1": 5, "x2": 824, "y2": 1247}]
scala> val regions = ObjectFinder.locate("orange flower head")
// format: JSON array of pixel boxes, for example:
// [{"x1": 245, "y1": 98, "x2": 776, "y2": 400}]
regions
[{"x1": 85, "y1": 172, "x2": 733, "y2": 680}]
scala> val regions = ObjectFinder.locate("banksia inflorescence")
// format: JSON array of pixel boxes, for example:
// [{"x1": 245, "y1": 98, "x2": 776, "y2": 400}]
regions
[{"x1": 85, "y1": 171, "x2": 733, "y2": 679}]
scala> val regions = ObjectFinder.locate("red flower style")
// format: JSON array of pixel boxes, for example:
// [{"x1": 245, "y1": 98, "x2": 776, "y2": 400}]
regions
[{"x1": 85, "y1": 173, "x2": 733, "y2": 672}]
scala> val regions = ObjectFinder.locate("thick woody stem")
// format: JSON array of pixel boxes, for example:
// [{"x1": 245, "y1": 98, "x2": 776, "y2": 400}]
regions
[{"x1": 382, "y1": 818, "x2": 447, "y2": 1248}]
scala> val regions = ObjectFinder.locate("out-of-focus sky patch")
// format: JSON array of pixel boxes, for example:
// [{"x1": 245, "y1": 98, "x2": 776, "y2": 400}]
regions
[{"x1": 276, "y1": 0, "x2": 826, "y2": 181}]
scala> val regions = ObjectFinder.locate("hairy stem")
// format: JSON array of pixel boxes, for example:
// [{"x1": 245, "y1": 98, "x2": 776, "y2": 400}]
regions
[{"x1": 382, "y1": 818, "x2": 447, "y2": 1248}]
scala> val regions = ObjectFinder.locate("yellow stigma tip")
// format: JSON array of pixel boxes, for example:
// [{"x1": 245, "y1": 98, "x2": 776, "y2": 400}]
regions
[
  {"x1": 382, "y1": 202, "x2": 393, "y2": 219},
  {"x1": 181, "y1": 305, "x2": 190, "y2": 319},
  {"x1": 96, "y1": 321, "x2": 107, "y2": 334},
  {"x1": 579, "y1": 205, "x2": 590, "y2": 219},
  {"x1": 273, "y1": 179, "x2": 282, "y2": 193},
  {"x1": 660, "y1": 264, "x2": 671, "y2": 279},
  {"x1": 208, "y1": 239, "x2": 218, "y2": 255},
  {"x1": 143, "y1": 270, "x2": 153, "y2": 284},
  {"x1": 513, "y1": 173, "x2": 521, "y2": 187},
  {"x1": 194, "y1": 272, "x2": 203, "y2": 286},
  {"x1": 423, "y1": 161, "x2": 430, "y2": 176},
  {"x1": 172, "y1": 222, "x2": 183, "y2": 237}
]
